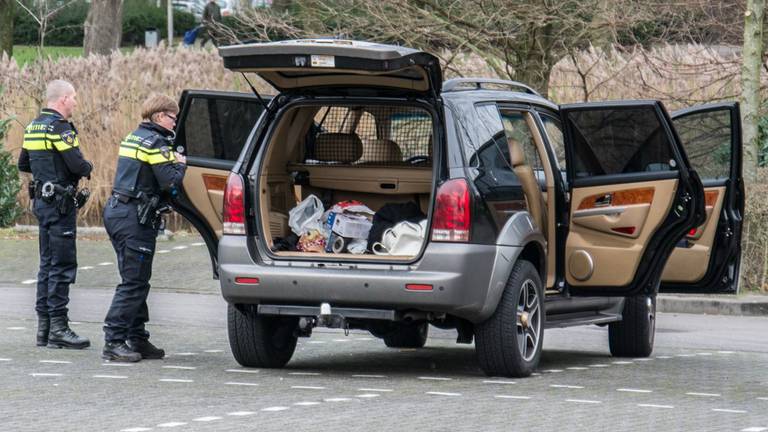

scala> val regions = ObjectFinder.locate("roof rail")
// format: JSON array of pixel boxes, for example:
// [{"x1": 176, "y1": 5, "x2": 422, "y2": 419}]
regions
[{"x1": 442, "y1": 78, "x2": 541, "y2": 97}]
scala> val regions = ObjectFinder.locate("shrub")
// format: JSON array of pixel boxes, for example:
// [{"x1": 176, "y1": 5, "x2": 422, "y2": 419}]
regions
[{"x1": 0, "y1": 94, "x2": 22, "y2": 227}]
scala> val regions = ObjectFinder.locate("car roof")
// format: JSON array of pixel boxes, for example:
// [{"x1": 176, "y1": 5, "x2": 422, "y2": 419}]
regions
[{"x1": 442, "y1": 88, "x2": 559, "y2": 112}]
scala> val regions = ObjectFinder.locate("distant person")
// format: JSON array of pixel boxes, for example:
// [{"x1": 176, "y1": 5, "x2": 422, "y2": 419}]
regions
[
  {"x1": 18, "y1": 79, "x2": 93, "y2": 350},
  {"x1": 102, "y1": 94, "x2": 186, "y2": 362},
  {"x1": 200, "y1": 0, "x2": 222, "y2": 47}
]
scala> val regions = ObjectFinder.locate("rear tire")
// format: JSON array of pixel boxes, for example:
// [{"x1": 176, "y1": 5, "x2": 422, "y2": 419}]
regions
[
  {"x1": 227, "y1": 304, "x2": 298, "y2": 368},
  {"x1": 383, "y1": 322, "x2": 428, "y2": 348},
  {"x1": 475, "y1": 260, "x2": 544, "y2": 377},
  {"x1": 609, "y1": 295, "x2": 656, "y2": 357}
]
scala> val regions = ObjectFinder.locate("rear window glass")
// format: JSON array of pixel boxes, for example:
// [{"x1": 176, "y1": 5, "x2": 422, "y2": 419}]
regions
[
  {"x1": 304, "y1": 105, "x2": 433, "y2": 166},
  {"x1": 178, "y1": 97, "x2": 264, "y2": 161},
  {"x1": 564, "y1": 107, "x2": 676, "y2": 178},
  {"x1": 673, "y1": 109, "x2": 732, "y2": 180}
]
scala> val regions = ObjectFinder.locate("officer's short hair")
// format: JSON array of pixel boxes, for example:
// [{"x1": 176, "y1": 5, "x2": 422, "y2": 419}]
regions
[
  {"x1": 142, "y1": 94, "x2": 179, "y2": 121},
  {"x1": 45, "y1": 80, "x2": 75, "y2": 103}
]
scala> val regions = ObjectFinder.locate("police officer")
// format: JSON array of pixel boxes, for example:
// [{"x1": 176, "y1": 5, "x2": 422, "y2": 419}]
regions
[
  {"x1": 18, "y1": 80, "x2": 93, "y2": 349},
  {"x1": 102, "y1": 94, "x2": 186, "y2": 362}
]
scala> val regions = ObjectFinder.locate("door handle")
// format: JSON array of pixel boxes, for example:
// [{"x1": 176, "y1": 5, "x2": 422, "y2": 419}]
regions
[
  {"x1": 573, "y1": 206, "x2": 626, "y2": 218},
  {"x1": 593, "y1": 193, "x2": 612, "y2": 207}
]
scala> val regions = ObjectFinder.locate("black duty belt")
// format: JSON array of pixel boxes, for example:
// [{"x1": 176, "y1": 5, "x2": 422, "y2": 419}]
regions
[{"x1": 112, "y1": 191, "x2": 137, "y2": 204}]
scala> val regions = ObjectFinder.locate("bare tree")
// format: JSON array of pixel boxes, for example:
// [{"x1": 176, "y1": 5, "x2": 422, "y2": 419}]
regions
[
  {"x1": 0, "y1": 0, "x2": 13, "y2": 58},
  {"x1": 14, "y1": 0, "x2": 79, "y2": 54},
  {"x1": 83, "y1": 0, "x2": 125, "y2": 56},
  {"x1": 741, "y1": 0, "x2": 764, "y2": 182}
]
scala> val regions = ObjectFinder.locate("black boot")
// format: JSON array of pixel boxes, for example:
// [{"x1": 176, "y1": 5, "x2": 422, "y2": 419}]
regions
[
  {"x1": 47, "y1": 316, "x2": 90, "y2": 349},
  {"x1": 36, "y1": 314, "x2": 50, "y2": 347},
  {"x1": 103, "y1": 341, "x2": 142, "y2": 362},
  {"x1": 128, "y1": 339, "x2": 165, "y2": 360}
]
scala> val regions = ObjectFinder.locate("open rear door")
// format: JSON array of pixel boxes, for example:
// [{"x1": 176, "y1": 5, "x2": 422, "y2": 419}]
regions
[
  {"x1": 171, "y1": 90, "x2": 269, "y2": 277},
  {"x1": 661, "y1": 103, "x2": 744, "y2": 293},
  {"x1": 560, "y1": 101, "x2": 704, "y2": 296}
]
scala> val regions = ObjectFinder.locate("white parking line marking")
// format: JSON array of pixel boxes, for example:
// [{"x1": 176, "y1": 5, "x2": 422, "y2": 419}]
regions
[
  {"x1": 171, "y1": 352, "x2": 196, "y2": 356},
  {"x1": 638, "y1": 404, "x2": 674, "y2": 409},
  {"x1": 676, "y1": 354, "x2": 696, "y2": 357},
  {"x1": 418, "y1": 376, "x2": 452, "y2": 381},
  {"x1": 162, "y1": 366, "x2": 197, "y2": 370},
  {"x1": 157, "y1": 422, "x2": 188, "y2": 428},
  {"x1": 291, "y1": 386, "x2": 326, "y2": 390},
  {"x1": 39, "y1": 360, "x2": 71, "y2": 364},
  {"x1": 686, "y1": 392, "x2": 721, "y2": 397},
  {"x1": 617, "y1": 388, "x2": 653, "y2": 393},
  {"x1": 426, "y1": 392, "x2": 462, "y2": 397},
  {"x1": 157, "y1": 250, "x2": 170, "y2": 254},
  {"x1": 21, "y1": 279, "x2": 38, "y2": 284},
  {"x1": 289, "y1": 372, "x2": 321, "y2": 376},
  {"x1": 357, "y1": 394, "x2": 380, "y2": 398},
  {"x1": 93, "y1": 375, "x2": 128, "y2": 379},
  {"x1": 696, "y1": 352, "x2": 713, "y2": 356},
  {"x1": 332, "y1": 339, "x2": 350, "y2": 342},
  {"x1": 191, "y1": 242, "x2": 205, "y2": 246},
  {"x1": 712, "y1": 408, "x2": 747, "y2": 414},
  {"x1": 121, "y1": 428, "x2": 152, "y2": 432},
  {"x1": 543, "y1": 369, "x2": 564, "y2": 373},
  {"x1": 308, "y1": 341, "x2": 326, "y2": 344},
  {"x1": 225, "y1": 382, "x2": 259, "y2": 387},
  {"x1": 551, "y1": 385, "x2": 584, "y2": 389},
  {"x1": 294, "y1": 402, "x2": 321, "y2": 406},
  {"x1": 655, "y1": 355, "x2": 672, "y2": 359},
  {"x1": 494, "y1": 395, "x2": 532, "y2": 400},
  {"x1": 7, "y1": 327, "x2": 25, "y2": 330},
  {"x1": 159, "y1": 379, "x2": 193, "y2": 383},
  {"x1": 102, "y1": 363, "x2": 134, "y2": 367},
  {"x1": 0, "y1": 358, "x2": 11, "y2": 361},
  {"x1": 79, "y1": 266, "x2": 94, "y2": 270},
  {"x1": 483, "y1": 380, "x2": 517, "y2": 384},
  {"x1": 354, "y1": 337, "x2": 374, "y2": 341},
  {"x1": 192, "y1": 416, "x2": 222, "y2": 422},
  {"x1": 741, "y1": 427, "x2": 768, "y2": 432},
  {"x1": 612, "y1": 361, "x2": 633, "y2": 365},
  {"x1": 203, "y1": 350, "x2": 223, "y2": 353},
  {"x1": 718, "y1": 351, "x2": 735, "y2": 354},
  {"x1": 566, "y1": 399, "x2": 601, "y2": 404},
  {"x1": 227, "y1": 412, "x2": 256, "y2": 416},
  {"x1": 324, "y1": 398, "x2": 351, "y2": 402},
  {"x1": 633, "y1": 358, "x2": 653, "y2": 362},
  {"x1": 262, "y1": 406, "x2": 290, "y2": 411},
  {"x1": 358, "y1": 388, "x2": 393, "y2": 392},
  {"x1": 566, "y1": 367, "x2": 589, "y2": 370},
  {"x1": 172, "y1": 246, "x2": 188, "y2": 250},
  {"x1": 758, "y1": 397, "x2": 768, "y2": 401},
  {"x1": 352, "y1": 374, "x2": 386, "y2": 378},
  {"x1": 226, "y1": 369, "x2": 259, "y2": 374},
  {"x1": 97, "y1": 262, "x2": 113, "y2": 266},
  {"x1": 29, "y1": 373, "x2": 62, "y2": 377},
  {"x1": 589, "y1": 364, "x2": 609, "y2": 368}
]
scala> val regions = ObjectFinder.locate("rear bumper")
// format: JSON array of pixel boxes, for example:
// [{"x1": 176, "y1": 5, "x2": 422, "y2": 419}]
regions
[{"x1": 218, "y1": 236, "x2": 520, "y2": 323}]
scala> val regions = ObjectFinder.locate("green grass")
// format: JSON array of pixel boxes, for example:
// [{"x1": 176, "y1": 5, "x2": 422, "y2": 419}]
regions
[{"x1": 11, "y1": 45, "x2": 134, "y2": 67}]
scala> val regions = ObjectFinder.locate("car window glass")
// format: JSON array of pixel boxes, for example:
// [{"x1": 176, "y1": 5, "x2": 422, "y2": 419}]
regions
[
  {"x1": 540, "y1": 114, "x2": 566, "y2": 170},
  {"x1": 500, "y1": 110, "x2": 542, "y2": 172},
  {"x1": 564, "y1": 107, "x2": 676, "y2": 178},
  {"x1": 179, "y1": 96, "x2": 264, "y2": 161},
  {"x1": 390, "y1": 111, "x2": 433, "y2": 160},
  {"x1": 673, "y1": 109, "x2": 731, "y2": 180}
]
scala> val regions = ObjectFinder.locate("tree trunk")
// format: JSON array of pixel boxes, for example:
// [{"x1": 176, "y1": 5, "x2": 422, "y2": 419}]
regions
[
  {"x1": 740, "y1": 0, "x2": 765, "y2": 182},
  {"x1": 83, "y1": 0, "x2": 125, "y2": 56},
  {"x1": 0, "y1": 0, "x2": 13, "y2": 58}
]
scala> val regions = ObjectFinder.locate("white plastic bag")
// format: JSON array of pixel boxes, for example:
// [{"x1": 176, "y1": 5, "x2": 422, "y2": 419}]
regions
[
  {"x1": 372, "y1": 220, "x2": 427, "y2": 256},
  {"x1": 289, "y1": 195, "x2": 324, "y2": 236}
]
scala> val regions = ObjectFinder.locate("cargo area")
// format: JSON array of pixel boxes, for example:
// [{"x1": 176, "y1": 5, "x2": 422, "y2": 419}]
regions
[{"x1": 256, "y1": 103, "x2": 435, "y2": 260}]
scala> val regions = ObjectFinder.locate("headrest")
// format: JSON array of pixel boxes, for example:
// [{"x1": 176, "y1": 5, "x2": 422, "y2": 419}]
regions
[
  {"x1": 361, "y1": 139, "x2": 403, "y2": 163},
  {"x1": 315, "y1": 133, "x2": 363, "y2": 163},
  {"x1": 508, "y1": 137, "x2": 525, "y2": 167}
]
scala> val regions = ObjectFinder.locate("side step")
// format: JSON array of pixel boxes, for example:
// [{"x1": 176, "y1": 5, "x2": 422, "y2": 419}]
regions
[{"x1": 545, "y1": 311, "x2": 622, "y2": 329}]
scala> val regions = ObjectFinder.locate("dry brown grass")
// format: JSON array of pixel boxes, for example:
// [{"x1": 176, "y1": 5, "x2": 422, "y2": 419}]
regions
[{"x1": 1, "y1": 43, "x2": 765, "y2": 292}]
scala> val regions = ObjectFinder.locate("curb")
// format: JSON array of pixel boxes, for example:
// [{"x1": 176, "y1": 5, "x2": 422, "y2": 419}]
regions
[
  {"x1": 13, "y1": 224, "x2": 176, "y2": 242},
  {"x1": 658, "y1": 294, "x2": 768, "y2": 317}
]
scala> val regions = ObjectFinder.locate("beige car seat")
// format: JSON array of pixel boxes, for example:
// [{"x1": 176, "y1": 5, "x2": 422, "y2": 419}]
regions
[
  {"x1": 508, "y1": 138, "x2": 546, "y2": 236},
  {"x1": 360, "y1": 138, "x2": 403, "y2": 164}
]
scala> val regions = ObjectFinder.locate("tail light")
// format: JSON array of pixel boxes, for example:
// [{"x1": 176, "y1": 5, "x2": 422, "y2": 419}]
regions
[
  {"x1": 222, "y1": 172, "x2": 246, "y2": 235},
  {"x1": 431, "y1": 178, "x2": 471, "y2": 242}
]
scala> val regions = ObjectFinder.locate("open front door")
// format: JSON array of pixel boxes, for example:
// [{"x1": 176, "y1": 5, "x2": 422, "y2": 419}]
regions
[
  {"x1": 171, "y1": 90, "x2": 269, "y2": 277},
  {"x1": 560, "y1": 101, "x2": 704, "y2": 296},
  {"x1": 661, "y1": 103, "x2": 744, "y2": 293}
]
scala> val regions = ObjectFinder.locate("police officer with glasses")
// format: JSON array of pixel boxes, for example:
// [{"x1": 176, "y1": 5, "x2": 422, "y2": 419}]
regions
[
  {"x1": 102, "y1": 94, "x2": 186, "y2": 362},
  {"x1": 18, "y1": 79, "x2": 93, "y2": 350}
]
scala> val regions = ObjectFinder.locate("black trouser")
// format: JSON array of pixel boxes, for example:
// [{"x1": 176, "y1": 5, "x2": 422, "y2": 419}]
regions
[
  {"x1": 102, "y1": 196, "x2": 157, "y2": 343},
  {"x1": 33, "y1": 198, "x2": 77, "y2": 318}
]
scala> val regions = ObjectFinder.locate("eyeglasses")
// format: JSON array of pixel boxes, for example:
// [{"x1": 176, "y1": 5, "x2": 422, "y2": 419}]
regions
[{"x1": 164, "y1": 112, "x2": 178, "y2": 122}]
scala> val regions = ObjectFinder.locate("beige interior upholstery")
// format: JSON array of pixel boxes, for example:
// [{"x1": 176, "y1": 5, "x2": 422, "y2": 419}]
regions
[
  {"x1": 361, "y1": 138, "x2": 403, "y2": 163},
  {"x1": 508, "y1": 137, "x2": 546, "y2": 237},
  {"x1": 315, "y1": 133, "x2": 363, "y2": 163},
  {"x1": 182, "y1": 166, "x2": 226, "y2": 239}
]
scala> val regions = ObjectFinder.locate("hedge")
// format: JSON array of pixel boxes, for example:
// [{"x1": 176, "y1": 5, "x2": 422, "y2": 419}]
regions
[{"x1": 13, "y1": 0, "x2": 196, "y2": 47}]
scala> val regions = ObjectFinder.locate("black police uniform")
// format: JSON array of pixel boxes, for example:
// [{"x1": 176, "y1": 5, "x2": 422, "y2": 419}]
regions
[
  {"x1": 18, "y1": 108, "x2": 92, "y2": 349},
  {"x1": 102, "y1": 121, "x2": 185, "y2": 360}
]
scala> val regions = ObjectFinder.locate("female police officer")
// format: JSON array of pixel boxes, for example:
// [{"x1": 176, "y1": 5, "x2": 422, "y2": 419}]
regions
[{"x1": 102, "y1": 94, "x2": 186, "y2": 362}]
